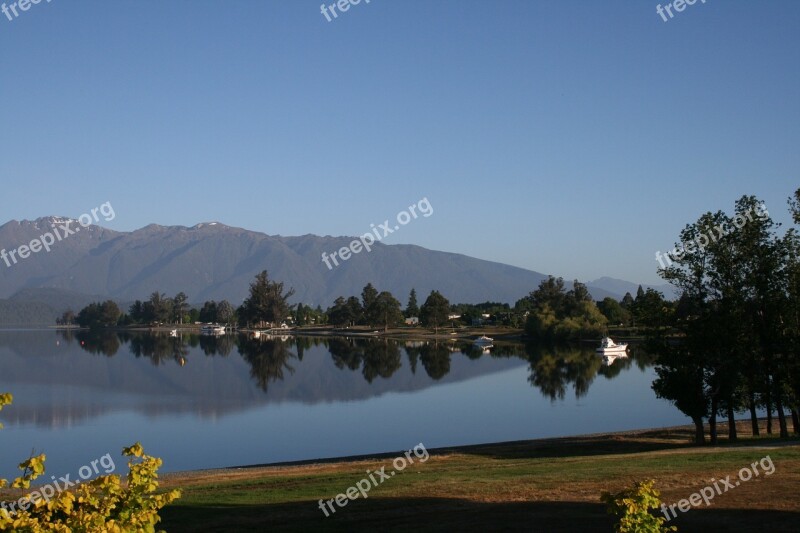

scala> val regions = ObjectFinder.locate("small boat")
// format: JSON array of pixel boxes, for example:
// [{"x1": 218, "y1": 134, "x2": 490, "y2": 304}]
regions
[
  {"x1": 169, "y1": 329, "x2": 178, "y2": 337},
  {"x1": 201, "y1": 324, "x2": 226, "y2": 335},
  {"x1": 473, "y1": 335, "x2": 494, "y2": 346},
  {"x1": 596, "y1": 337, "x2": 628, "y2": 356}
]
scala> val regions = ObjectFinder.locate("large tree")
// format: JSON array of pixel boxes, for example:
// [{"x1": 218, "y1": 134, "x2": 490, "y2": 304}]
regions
[
  {"x1": 361, "y1": 283, "x2": 379, "y2": 326},
  {"x1": 654, "y1": 195, "x2": 793, "y2": 442},
  {"x1": 371, "y1": 291, "x2": 404, "y2": 332},
  {"x1": 521, "y1": 277, "x2": 607, "y2": 340},
  {"x1": 405, "y1": 288, "x2": 420, "y2": 318},
  {"x1": 327, "y1": 296, "x2": 363, "y2": 327},
  {"x1": 172, "y1": 292, "x2": 188, "y2": 324},
  {"x1": 76, "y1": 300, "x2": 121, "y2": 329},
  {"x1": 217, "y1": 300, "x2": 235, "y2": 325},
  {"x1": 238, "y1": 271, "x2": 295, "y2": 327},
  {"x1": 420, "y1": 290, "x2": 450, "y2": 333}
]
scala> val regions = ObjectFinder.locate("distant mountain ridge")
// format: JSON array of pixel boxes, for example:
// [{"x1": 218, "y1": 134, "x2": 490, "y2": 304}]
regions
[
  {"x1": 587, "y1": 277, "x2": 678, "y2": 300},
  {"x1": 0, "y1": 217, "x2": 650, "y2": 322}
]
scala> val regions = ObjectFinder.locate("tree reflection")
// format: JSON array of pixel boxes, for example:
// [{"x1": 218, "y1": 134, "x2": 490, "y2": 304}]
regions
[
  {"x1": 404, "y1": 342, "x2": 422, "y2": 374},
  {"x1": 327, "y1": 337, "x2": 363, "y2": 371},
  {"x1": 74, "y1": 330, "x2": 121, "y2": 357},
  {"x1": 62, "y1": 329, "x2": 657, "y2": 398},
  {"x1": 327, "y1": 338, "x2": 403, "y2": 381},
  {"x1": 525, "y1": 343, "x2": 601, "y2": 400},
  {"x1": 127, "y1": 333, "x2": 190, "y2": 366},
  {"x1": 198, "y1": 334, "x2": 235, "y2": 356},
  {"x1": 237, "y1": 337, "x2": 296, "y2": 392},
  {"x1": 361, "y1": 339, "x2": 402, "y2": 383},
  {"x1": 420, "y1": 342, "x2": 451, "y2": 380}
]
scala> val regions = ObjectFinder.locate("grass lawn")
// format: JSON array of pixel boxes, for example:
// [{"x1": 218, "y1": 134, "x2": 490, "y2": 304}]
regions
[{"x1": 159, "y1": 422, "x2": 800, "y2": 532}]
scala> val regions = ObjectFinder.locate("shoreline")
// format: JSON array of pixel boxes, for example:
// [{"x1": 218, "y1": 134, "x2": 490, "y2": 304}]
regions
[{"x1": 162, "y1": 419, "x2": 799, "y2": 483}]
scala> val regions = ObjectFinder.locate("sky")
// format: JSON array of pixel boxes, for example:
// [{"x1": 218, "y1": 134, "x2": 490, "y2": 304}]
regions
[{"x1": 1, "y1": 0, "x2": 798, "y2": 285}]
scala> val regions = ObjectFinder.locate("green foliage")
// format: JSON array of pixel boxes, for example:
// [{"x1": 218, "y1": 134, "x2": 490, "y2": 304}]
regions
[
  {"x1": 601, "y1": 479, "x2": 677, "y2": 533},
  {"x1": 419, "y1": 290, "x2": 450, "y2": 332},
  {"x1": 327, "y1": 296, "x2": 364, "y2": 327},
  {"x1": 238, "y1": 270, "x2": 295, "y2": 327},
  {"x1": 76, "y1": 300, "x2": 122, "y2": 328},
  {"x1": 1, "y1": 393, "x2": 180, "y2": 531},
  {"x1": 360, "y1": 283, "x2": 378, "y2": 321},
  {"x1": 369, "y1": 291, "x2": 404, "y2": 332},
  {"x1": 521, "y1": 277, "x2": 607, "y2": 340},
  {"x1": 598, "y1": 297, "x2": 631, "y2": 326},
  {"x1": 405, "y1": 288, "x2": 420, "y2": 318},
  {"x1": 653, "y1": 193, "x2": 800, "y2": 442}
]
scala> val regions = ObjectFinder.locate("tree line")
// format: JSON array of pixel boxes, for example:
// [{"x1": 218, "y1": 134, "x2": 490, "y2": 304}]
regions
[
  {"x1": 647, "y1": 191, "x2": 800, "y2": 444},
  {"x1": 70, "y1": 272, "x2": 667, "y2": 337}
]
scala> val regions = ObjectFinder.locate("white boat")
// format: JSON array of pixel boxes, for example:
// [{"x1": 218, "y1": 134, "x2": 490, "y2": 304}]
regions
[
  {"x1": 169, "y1": 329, "x2": 178, "y2": 337},
  {"x1": 596, "y1": 337, "x2": 628, "y2": 356},
  {"x1": 201, "y1": 324, "x2": 226, "y2": 335},
  {"x1": 473, "y1": 335, "x2": 494, "y2": 346}
]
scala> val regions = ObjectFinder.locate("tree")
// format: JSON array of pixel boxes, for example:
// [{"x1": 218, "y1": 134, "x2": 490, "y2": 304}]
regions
[
  {"x1": 172, "y1": 292, "x2": 188, "y2": 324},
  {"x1": 597, "y1": 297, "x2": 630, "y2": 326},
  {"x1": 372, "y1": 291, "x2": 404, "y2": 332},
  {"x1": 128, "y1": 300, "x2": 148, "y2": 324},
  {"x1": 361, "y1": 283, "x2": 379, "y2": 326},
  {"x1": 522, "y1": 277, "x2": 606, "y2": 340},
  {"x1": 217, "y1": 300, "x2": 235, "y2": 325},
  {"x1": 239, "y1": 271, "x2": 295, "y2": 327},
  {"x1": 328, "y1": 296, "x2": 363, "y2": 327},
  {"x1": 199, "y1": 300, "x2": 218, "y2": 323},
  {"x1": 621, "y1": 292, "x2": 635, "y2": 310},
  {"x1": 654, "y1": 195, "x2": 792, "y2": 442},
  {"x1": 405, "y1": 288, "x2": 420, "y2": 318},
  {"x1": 148, "y1": 292, "x2": 172, "y2": 324},
  {"x1": 295, "y1": 303, "x2": 306, "y2": 326},
  {"x1": 420, "y1": 290, "x2": 450, "y2": 333},
  {"x1": 59, "y1": 309, "x2": 76, "y2": 326},
  {"x1": 76, "y1": 300, "x2": 121, "y2": 329}
]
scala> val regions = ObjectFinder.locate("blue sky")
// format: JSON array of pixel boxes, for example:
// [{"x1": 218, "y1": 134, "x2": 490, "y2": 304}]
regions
[{"x1": 1, "y1": 0, "x2": 798, "y2": 285}]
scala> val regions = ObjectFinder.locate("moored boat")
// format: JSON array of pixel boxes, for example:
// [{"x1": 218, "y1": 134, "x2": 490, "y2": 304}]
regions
[
  {"x1": 201, "y1": 324, "x2": 226, "y2": 335},
  {"x1": 596, "y1": 337, "x2": 628, "y2": 356},
  {"x1": 473, "y1": 335, "x2": 494, "y2": 346}
]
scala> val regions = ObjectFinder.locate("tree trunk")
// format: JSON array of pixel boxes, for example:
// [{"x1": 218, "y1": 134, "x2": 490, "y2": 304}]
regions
[
  {"x1": 727, "y1": 404, "x2": 737, "y2": 441},
  {"x1": 749, "y1": 393, "x2": 760, "y2": 436},
  {"x1": 692, "y1": 416, "x2": 705, "y2": 445},
  {"x1": 776, "y1": 393, "x2": 789, "y2": 438},
  {"x1": 791, "y1": 409, "x2": 800, "y2": 436},
  {"x1": 709, "y1": 396, "x2": 718, "y2": 445},
  {"x1": 765, "y1": 385, "x2": 773, "y2": 434}
]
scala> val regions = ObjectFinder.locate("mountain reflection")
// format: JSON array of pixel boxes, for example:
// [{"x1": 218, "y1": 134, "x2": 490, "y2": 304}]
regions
[{"x1": 0, "y1": 330, "x2": 656, "y2": 427}]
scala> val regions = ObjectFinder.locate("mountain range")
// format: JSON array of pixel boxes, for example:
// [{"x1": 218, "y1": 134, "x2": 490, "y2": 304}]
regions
[{"x1": 0, "y1": 217, "x2": 673, "y2": 324}]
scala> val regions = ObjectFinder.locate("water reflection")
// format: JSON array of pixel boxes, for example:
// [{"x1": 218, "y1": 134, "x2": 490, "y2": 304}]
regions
[
  {"x1": 58, "y1": 331, "x2": 658, "y2": 397},
  {"x1": 0, "y1": 330, "x2": 658, "y2": 426},
  {"x1": 238, "y1": 336, "x2": 297, "y2": 392}
]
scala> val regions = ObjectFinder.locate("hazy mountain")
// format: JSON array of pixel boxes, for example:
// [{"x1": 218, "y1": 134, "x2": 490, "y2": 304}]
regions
[
  {"x1": 588, "y1": 277, "x2": 678, "y2": 300},
  {"x1": 0, "y1": 217, "x2": 623, "y2": 319}
]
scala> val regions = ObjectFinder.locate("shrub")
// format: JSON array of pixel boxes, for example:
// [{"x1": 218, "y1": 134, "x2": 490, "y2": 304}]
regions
[
  {"x1": 1, "y1": 392, "x2": 180, "y2": 532},
  {"x1": 601, "y1": 479, "x2": 677, "y2": 533}
]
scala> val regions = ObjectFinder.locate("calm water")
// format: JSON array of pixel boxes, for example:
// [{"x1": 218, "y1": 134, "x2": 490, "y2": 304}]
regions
[{"x1": 0, "y1": 329, "x2": 688, "y2": 480}]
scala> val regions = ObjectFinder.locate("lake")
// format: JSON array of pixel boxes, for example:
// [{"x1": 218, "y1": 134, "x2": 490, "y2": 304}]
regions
[{"x1": 0, "y1": 329, "x2": 688, "y2": 480}]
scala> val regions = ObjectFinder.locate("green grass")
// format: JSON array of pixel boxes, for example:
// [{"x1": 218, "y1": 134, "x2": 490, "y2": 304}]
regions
[{"x1": 158, "y1": 426, "x2": 800, "y2": 532}]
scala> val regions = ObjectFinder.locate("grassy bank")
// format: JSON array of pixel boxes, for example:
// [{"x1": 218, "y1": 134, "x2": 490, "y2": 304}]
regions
[{"x1": 159, "y1": 423, "x2": 800, "y2": 532}]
